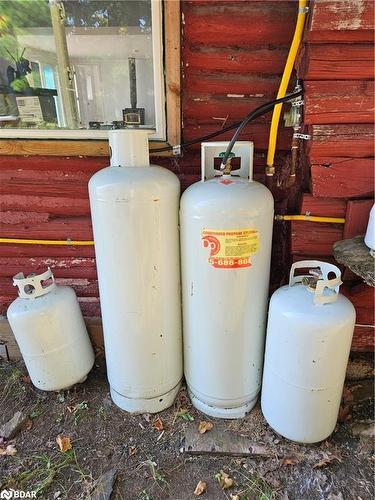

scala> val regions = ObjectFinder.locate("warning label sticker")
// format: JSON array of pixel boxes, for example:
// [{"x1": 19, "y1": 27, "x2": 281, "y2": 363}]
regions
[{"x1": 201, "y1": 228, "x2": 259, "y2": 269}]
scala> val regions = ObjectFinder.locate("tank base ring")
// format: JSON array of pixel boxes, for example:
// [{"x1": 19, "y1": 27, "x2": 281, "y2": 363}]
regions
[
  {"x1": 188, "y1": 390, "x2": 258, "y2": 419},
  {"x1": 110, "y1": 382, "x2": 181, "y2": 414}
]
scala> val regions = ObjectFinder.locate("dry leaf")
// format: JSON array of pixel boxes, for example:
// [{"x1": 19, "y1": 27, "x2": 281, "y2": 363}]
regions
[
  {"x1": 128, "y1": 445, "x2": 137, "y2": 457},
  {"x1": 217, "y1": 470, "x2": 233, "y2": 490},
  {"x1": 230, "y1": 495, "x2": 240, "y2": 500},
  {"x1": 56, "y1": 435, "x2": 72, "y2": 453},
  {"x1": 152, "y1": 417, "x2": 164, "y2": 432},
  {"x1": 342, "y1": 386, "x2": 354, "y2": 404},
  {"x1": 21, "y1": 375, "x2": 31, "y2": 384},
  {"x1": 0, "y1": 444, "x2": 17, "y2": 456},
  {"x1": 313, "y1": 453, "x2": 341, "y2": 469},
  {"x1": 281, "y1": 455, "x2": 301, "y2": 466},
  {"x1": 198, "y1": 421, "x2": 213, "y2": 434},
  {"x1": 194, "y1": 480, "x2": 207, "y2": 496},
  {"x1": 338, "y1": 403, "x2": 352, "y2": 423}
]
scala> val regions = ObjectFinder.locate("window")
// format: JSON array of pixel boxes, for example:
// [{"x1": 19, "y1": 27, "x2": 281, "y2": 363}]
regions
[{"x1": 0, "y1": 0, "x2": 169, "y2": 141}]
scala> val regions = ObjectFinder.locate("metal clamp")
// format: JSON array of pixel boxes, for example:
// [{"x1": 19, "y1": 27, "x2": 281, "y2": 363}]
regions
[
  {"x1": 291, "y1": 99, "x2": 304, "y2": 107},
  {"x1": 172, "y1": 145, "x2": 181, "y2": 156},
  {"x1": 289, "y1": 260, "x2": 342, "y2": 306},
  {"x1": 293, "y1": 133, "x2": 311, "y2": 140},
  {"x1": 13, "y1": 267, "x2": 56, "y2": 299}
]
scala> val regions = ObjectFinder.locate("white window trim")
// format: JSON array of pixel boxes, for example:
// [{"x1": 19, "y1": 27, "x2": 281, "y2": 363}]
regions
[{"x1": 0, "y1": 0, "x2": 166, "y2": 141}]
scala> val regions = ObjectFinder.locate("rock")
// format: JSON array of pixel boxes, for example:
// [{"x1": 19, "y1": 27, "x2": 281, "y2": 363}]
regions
[
  {"x1": 351, "y1": 421, "x2": 375, "y2": 438},
  {"x1": 327, "y1": 493, "x2": 344, "y2": 500},
  {"x1": 333, "y1": 236, "x2": 375, "y2": 287},
  {"x1": 91, "y1": 468, "x2": 117, "y2": 500},
  {"x1": 0, "y1": 411, "x2": 28, "y2": 440}
]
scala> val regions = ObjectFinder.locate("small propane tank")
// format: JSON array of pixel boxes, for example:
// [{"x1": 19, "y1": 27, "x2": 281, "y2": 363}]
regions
[
  {"x1": 261, "y1": 260, "x2": 356, "y2": 443},
  {"x1": 7, "y1": 268, "x2": 95, "y2": 391},
  {"x1": 364, "y1": 203, "x2": 375, "y2": 254},
  {"x1": 180, "y1": 142, "x2": 274, "y2": 419},
  {"x1": 89, "y1": 129, "x2": 182, "y2": 413}
]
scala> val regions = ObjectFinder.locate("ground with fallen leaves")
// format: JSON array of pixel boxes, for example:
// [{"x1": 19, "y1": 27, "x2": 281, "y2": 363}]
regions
[{"x1": 0, "y1": 359, "x2": 373, "y2": 500}]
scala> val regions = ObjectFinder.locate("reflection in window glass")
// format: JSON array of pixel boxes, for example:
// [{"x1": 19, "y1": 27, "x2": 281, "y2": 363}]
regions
[{"x1": 0, "y1": 0, "x2": 159, "y2": 133}]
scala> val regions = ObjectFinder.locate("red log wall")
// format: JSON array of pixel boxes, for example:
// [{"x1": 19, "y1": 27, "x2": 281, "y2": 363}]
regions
[
  {"x1": 293, "y1": 0, "x2": 375, "y2": 351},
  {"x1": 0, "y1": 0, "x2": 298, "y2": 314},
  {"x1": 1, "y1": 0, "x2": 374, "y2": 352}
]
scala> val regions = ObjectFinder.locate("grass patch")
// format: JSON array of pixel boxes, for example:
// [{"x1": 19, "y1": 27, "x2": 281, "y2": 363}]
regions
[
  {"x1": 1, "y1": 365, "x2": 26, "y2": 403},
  {"x1": 231, "y1": 467, "x2": 278, "y2": 500},
  {"x1": 1, "y1": 449, "x2": 90, "y2": 496}
]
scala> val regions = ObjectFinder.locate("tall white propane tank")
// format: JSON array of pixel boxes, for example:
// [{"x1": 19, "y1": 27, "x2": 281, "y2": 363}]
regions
[
  {"x1": 7, "y1": 268, "x2": 95, "y2": 391},
  {"x1": 261, "y1": 260, "x2": 356, "y2": 443},
  {"x1": 88, "y1": 129, "x2": 182, "y2": 413},
  {"x1": 180, "y1": 142, "x2": 274, "y2": 418}
]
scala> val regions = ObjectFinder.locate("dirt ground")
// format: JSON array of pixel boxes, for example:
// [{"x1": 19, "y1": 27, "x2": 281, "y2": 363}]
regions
[{"x1": 0, "y1": 358, "x2": 373, "y2": 500}]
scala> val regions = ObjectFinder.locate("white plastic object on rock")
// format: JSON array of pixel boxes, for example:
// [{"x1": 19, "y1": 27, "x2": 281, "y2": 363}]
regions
[
  {"x1": 261, "y1": 260, "x2": 356, "y2": 443},
  {"x1": 180, "y1": 141, "x2": 274, "y2": 419},
  {"x1": 88, "y1": 129, "x2": 182, "y2": 413},
  {"x1": 364, "y1": 203, "x2": 375, "y2": 252},
  {"x1": 7, "y1": 268, "x2": 94, "y2": 391}
]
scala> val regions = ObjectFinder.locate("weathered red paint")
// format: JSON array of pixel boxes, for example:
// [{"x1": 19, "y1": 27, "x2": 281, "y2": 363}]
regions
[
  {"x1": 0, "y1": 257, "x2": 97, "y2": 279},
  {"x1": 310, "y1": 158, "x2": 374, "y2": 199},
  {"x1": 307, "y1": 124, "x2": 375, "y2": 160},
  {"x1": 297, "y1": 44, "x2": 374, "y2": 81},
  {"x1": 0, "y1": 244, "x2": 95, "y2": 258},
  {"x1": 342, "y1": 283, "x2": 375, "y2": 326},
  {"x1": 343, "y1": 199, "x2": 374, "y2": 239},
  {"x1": 183, "y1": 46, "x2": 289, "y2": 75},
  {"x1": 299, "y1": 193, "x2": 347, "y2": 218},
  {"x1": 304, "y1": 81, "x2": 375, "y2": 125},
  {"x1": 2, "y1": 218, "x2": 93, "y2": 240},
  {"x1": 183, "y1": 1, "x2": 296, "y2": 47},
  {"x1": 305, "y1": 0, "x2": 374, "y2": 43},
  {"x1": 351, "y1": 326, "x2": 375, "y2": 352},
  {"x1": 290, "y1": 221, "x2": 343, "y2": 257}
]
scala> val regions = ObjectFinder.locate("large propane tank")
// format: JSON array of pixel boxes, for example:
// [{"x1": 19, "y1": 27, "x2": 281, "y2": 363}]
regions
[
  {"x1": 180, "y1": 142, "x2": 274, "y2": 418},
  {"x1": 7, "y1": 268, "x2": 95, "y2": 391},
  {"x1": 261, "y1": 260, "x2": 356, "y2": 443},
  {"x1": 88, "y1": 129, "x2": 182, "y2": 413}
]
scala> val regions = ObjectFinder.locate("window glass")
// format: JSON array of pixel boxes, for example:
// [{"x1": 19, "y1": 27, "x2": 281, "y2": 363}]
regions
[{"x1": 0, "y1": 0, "x2": 163, "y2": 136}]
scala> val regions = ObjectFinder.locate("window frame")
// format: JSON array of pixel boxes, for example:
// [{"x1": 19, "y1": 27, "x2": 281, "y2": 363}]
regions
[{"x1": 0, "y1": 0, "x2": 181, "y2": 156}]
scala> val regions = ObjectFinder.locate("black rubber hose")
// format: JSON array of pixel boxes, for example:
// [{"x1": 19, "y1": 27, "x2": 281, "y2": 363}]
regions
[
  {"x1": 219, "y1": 90, "x2": 303, "y2": 169},
  {"x1": 151, "y1": 89, "x2": 303, "y2": 155}
]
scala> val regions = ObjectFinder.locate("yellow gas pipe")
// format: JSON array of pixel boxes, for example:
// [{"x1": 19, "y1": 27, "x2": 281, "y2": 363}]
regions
[
  {"x1": 275, "y1": 215, "x2": 345, "y2": 224},
  {"x1": 0, "y1": 238, "x2": 94, "y2": 246},
  {"x1": 266, "y1": 0, "x2": 308, "y2": 176},
  {"x1": 0, "y1": 215, "x2": 345, "y2": 249}
]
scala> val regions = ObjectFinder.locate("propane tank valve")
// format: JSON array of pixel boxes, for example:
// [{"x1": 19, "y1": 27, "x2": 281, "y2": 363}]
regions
[
  {"x1": 219, "y1": 151, "x2": 235, "y2": 174},
  {"x1": 301, "y1": 268, "x2": 323, "y2": 290}
]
